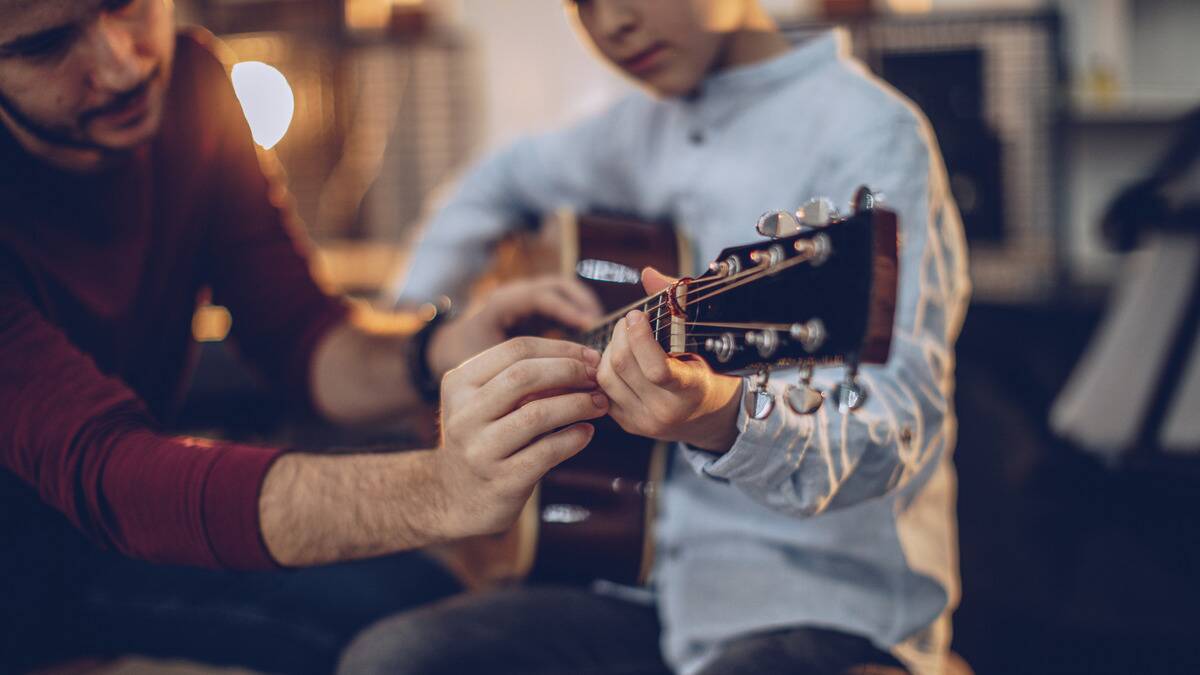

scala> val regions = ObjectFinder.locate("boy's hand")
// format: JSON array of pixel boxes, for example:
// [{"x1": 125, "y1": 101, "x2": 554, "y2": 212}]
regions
[{"x1": 597, "y1": 268, "x2": 743, "y2": 453}]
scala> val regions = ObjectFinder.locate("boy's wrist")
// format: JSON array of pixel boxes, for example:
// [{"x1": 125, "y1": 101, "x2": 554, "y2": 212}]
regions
[{"x1": 679, "y1": 375, "x2": 743, "y2": 453}]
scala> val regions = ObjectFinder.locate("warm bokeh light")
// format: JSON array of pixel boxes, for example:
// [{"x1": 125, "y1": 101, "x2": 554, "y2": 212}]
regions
[
  {"x1": 886, "y1": 0, "x2": 933, "y2": 13},
  {"x1": 191, "y1": 304, "x2": 232, "y2": 342},
  {"x1": 230, "y1": 61, "x2": 295, "y2": 150},
  {"x1": 345, "y1": 0, "x2": 425, "y2": 30}
]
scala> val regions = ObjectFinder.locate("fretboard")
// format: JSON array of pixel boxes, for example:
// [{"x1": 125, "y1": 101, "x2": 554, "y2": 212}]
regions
[{"x1": 572, "y1": 294, "x2": 676, "y2": 354}]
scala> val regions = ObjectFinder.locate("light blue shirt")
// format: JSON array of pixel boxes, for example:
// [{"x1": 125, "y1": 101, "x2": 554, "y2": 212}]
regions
[{"x1": 396, "y1": 30, "x2": 970, "y2": 675}]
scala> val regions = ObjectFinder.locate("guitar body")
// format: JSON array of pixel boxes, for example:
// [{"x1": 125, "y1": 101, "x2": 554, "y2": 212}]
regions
[{"x1": 429, "y1": 211, "x2": 689, "y2": 589}]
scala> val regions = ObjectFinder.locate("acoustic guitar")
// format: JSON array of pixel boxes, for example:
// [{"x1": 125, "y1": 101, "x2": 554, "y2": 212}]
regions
[{"x1": 429, "y1": 186, "x2": 899, "y2": 590}]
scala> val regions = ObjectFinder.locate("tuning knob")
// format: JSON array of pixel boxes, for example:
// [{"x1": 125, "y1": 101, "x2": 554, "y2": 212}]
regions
[
  {"x1": 755, "y1": 210, "x2": 803, "y2": 239},
  {"x1": 743, "y1": 368, "x2": 776, "y2": 420},
  {"x1": 785, "y1": 384, "x2": 824, "y2": 415},
  {"x1": 833, "y1": 356, "x2": 868, "y2": 413},
  {"x1": 797, "y1": 197, "x2": 839, "y2": 228},
  {"x1": 833, "y1": 380, "x2": 868, "y2": 412},
  {"x1": 785, "y1": 363, "x2": 824, "y2": 415}
]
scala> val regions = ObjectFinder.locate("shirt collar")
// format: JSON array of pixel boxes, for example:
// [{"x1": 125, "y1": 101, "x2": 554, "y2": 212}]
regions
[{"x1": 678, "y1": 29, "x2": 845, "y2": 128}]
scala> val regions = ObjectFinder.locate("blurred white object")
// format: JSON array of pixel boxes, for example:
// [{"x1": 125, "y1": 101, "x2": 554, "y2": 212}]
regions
[
  {"x1": 230, "y1": 61, "x2": 294, "y2": 150},
  {"x1": 1051, "y1": 232, "x2": 1200, "y2": 457}
]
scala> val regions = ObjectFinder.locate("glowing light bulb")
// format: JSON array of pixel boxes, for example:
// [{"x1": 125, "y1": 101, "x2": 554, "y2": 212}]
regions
[{"x1": 230, "y1": 61, "x2": 294, "y2": 150}]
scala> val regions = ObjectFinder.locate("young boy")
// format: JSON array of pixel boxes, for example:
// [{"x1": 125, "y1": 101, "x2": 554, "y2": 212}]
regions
[{"x1": 353, "y1": 1, "x2": 970, "y2": 673}]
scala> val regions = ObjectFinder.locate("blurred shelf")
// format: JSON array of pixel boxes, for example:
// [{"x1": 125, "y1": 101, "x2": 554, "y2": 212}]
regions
[{"x1": 1069, "y1": 90, "x2": 1199, "y2": 126}]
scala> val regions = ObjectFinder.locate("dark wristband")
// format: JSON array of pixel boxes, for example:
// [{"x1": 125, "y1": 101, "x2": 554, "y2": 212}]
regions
[{"x1": 407, "y1": 296, "x2": 453, "y2": 405}]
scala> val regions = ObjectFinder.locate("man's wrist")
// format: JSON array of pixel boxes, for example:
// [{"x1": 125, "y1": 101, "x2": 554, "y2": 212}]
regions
[
  {"x1": 259, "y1": 450, "x2": 452, "y2": 567},
  {"x1": 405, "y1": 297, "x2": 454, "y2": 404}
]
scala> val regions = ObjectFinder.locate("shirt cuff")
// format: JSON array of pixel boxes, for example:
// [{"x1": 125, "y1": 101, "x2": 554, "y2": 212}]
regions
[
  {"x1": 202, "y1": 442, "x2": 287, "y2": 570},
  {"x1": 679, "y1": 379, "x2": 806, "y2": 483}
]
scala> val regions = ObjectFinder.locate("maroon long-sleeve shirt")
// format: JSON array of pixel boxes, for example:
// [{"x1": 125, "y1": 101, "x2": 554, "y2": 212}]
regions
[{"x1": 0, "y1": 31, "x2": 348, "y2": 570}]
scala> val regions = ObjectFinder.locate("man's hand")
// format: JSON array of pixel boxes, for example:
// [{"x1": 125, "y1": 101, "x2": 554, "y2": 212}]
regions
[
  {"x1": 435, "y1": 336, "x2": 608, "y2": 538},
  {"x1": 260, "y1": 336, "x2": 605, "y2": 568},
  {"x1": 427, "y1": 277, "x2": 603, "y2": 380},
  {"x1": 597, "y1": 268, "x2": 743, "y2": 453}
]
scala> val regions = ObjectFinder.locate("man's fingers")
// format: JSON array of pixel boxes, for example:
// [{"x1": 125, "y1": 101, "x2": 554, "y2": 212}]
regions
[
  {"x1": 502, "y1": 422, "x2": 595, "y2": 484},
  {"x1": 623, "y1": 310, "x2": 678, "y2": 389},
  {"x1": 641, "y1": 267, "x2": 676, "y2": 295},
  {"x1": 475, "y1": 357, "x2": 599, "y2": 420},
  {"x1": 450, "y1": 336, "x2": 600, "y2": 388},
  {"x1": 485, "y1": 390, "x2": 608, "y2": 459}
]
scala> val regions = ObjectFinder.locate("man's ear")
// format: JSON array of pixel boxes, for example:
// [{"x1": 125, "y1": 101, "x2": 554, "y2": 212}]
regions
[{"x1": 641, "y1": 267, "x2": 675, "y2": 295}]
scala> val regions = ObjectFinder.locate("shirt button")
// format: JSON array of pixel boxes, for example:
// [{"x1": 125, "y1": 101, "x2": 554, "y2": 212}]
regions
[{"x1": 689, "y1": 130, "x2": 705, "y2": 145}]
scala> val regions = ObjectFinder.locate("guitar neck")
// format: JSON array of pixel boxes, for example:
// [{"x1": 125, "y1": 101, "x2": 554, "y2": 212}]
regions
[{"x1": 573, "y1": 290, "x2": 676, "y2": 355}]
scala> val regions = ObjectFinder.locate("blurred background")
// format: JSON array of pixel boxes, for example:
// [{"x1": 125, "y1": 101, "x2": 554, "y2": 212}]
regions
[{"x1": 174, "y1": 1, "x2": 1200, "y2": 673}]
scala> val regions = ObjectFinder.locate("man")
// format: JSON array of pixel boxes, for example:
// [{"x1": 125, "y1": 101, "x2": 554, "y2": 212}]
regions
[
  {"x1": 0, "y1": 0, "x2": 606, "y2": 672},
  {"x1": 348, "y1": 0, "x2": 970, "y2": 674}
]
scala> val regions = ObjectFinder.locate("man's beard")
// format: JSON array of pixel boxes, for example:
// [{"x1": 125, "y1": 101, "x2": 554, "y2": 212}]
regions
[{"x1": 0, "y1": 68, "x2": 161, "y2": 155}]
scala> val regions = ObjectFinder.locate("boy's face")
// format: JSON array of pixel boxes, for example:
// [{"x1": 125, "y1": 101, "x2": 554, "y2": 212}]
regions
[
  {"x1": 0, "y1": 0, "x2": 175, "y2": 155},
  {"x1": 570, "y1": 0, "x2": 742, "y2": 97}
]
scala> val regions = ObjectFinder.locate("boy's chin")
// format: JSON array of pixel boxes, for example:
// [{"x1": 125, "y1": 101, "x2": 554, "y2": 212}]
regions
[{"x1": 635, "y1": 72, "x2": 704, "y2": 99}]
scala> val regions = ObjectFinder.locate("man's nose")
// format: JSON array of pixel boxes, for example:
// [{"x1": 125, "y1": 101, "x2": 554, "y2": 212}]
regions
[{"x1": 85, "y1": 15, "x2": 147, "y2": 93}]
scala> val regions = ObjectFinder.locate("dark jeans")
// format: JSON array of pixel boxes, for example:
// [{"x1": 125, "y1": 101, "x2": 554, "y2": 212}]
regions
[
  {"x1": 0, "y1": 474, "x2": 461, "y2": 675},
  {"x1": 338, "y1": 587, "x2": 909, "y2": 675}
]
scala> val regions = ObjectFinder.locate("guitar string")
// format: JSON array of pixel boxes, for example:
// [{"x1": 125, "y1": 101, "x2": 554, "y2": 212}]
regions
[
  {"x1": 587, "y1": 262, "x2": 765, "y2": 330},
  {"x1": 639, "y1": 242, "x2": 822, "y2": 324},
  {"x1": 641, "y1": 252, "x2": 815, "y2": 343},
  {"x1": 584, "y1": 263, "x2": 771, "y2": 344},
  {"x1": 581, "y1": 249, "x2": 820, "y2": 351},
  {"x1": 578, "y1": 265, "x2": 763, "y2": 344}
]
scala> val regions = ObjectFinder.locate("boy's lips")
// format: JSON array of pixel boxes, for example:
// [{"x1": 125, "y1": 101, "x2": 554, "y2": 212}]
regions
[{"x1": 620, "y1": 42, "x2": 669, "y2": 75}]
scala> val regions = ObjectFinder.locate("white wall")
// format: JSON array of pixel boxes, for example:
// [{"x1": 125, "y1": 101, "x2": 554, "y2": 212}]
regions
[{"x1": 450, "y1": 1, "x2": 631, "y2": 155}]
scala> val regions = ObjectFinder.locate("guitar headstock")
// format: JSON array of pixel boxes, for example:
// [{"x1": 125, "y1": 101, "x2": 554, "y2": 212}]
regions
[{"x1": 654, "y1": 187, "x2": 898, "y2": 377}]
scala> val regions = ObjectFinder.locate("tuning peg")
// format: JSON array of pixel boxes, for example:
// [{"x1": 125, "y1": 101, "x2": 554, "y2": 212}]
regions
[
  {"x1": 703, "y1": 332, "x2": 739, "y2": 363},
  {"x1": 743, "y1": 368, "x2": 776, "y2": 420},
  {"x1": 756, "y1": 210, "x2": 803, "y2": 239},
  {"x1": 797, "y1": 197, "x2": 839, "y2": 228},
  {"x1": 793, "y1": 233, "x2": 832, "y2": 266},
  {"x1": 708, "y1": 255, "x2": 743, "y2": 277},
  {"x1": 832, "y1": 356, "x2": 868, "y2": 413},
  {"x1": 789, "y1": 319, "x2": 826, "y2": 353},
  {"x1": 784, "y1": 364, "x2": 823, "y2": 415},
  {"x1": 744, "y1": 329, "x2": 780, "y2": 358}
]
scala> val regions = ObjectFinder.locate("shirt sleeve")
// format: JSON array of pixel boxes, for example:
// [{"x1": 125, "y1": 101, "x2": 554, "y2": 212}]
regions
[
  {"x1": 680, "y1": 116, "x2": 971, "y2": 517},
  {"x1": 0, "y1": 270, "x2": 284, "y2": 570},
  {"x1": 197, "y1": 45, "x2": 349, "y2": 408},
  {"x1": 393, "y1": 101, "x2": 640, "y2": 304}
]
